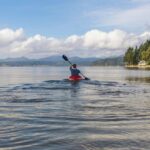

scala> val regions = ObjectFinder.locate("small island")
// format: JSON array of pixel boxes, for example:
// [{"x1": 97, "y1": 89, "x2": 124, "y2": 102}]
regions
[{"x1": 124, "y1": 40, "x2": 150, "y2": 69}]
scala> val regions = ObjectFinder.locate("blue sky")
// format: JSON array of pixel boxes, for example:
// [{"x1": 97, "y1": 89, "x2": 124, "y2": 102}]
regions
[
  {"x1": 0, "y1": 0, "x2": 148, "y2": 36},
  {"x1": 0, "y1": 0, "x2": 150, "y2": 58}
]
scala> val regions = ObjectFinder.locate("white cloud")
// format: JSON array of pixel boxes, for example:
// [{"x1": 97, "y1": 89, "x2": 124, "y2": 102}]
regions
[
  {"x1": 0, "y1": 28, "x2": 24, "y2": 46},
  {"x1": 0, "y1": 28, "x2": 150, "y2": 58},
  {"x1": 108, "y1": 4, "x2": 150, "y2": 26},
  {"x1": 86, "y1": 2, "x2": 150, "y2": 32}
]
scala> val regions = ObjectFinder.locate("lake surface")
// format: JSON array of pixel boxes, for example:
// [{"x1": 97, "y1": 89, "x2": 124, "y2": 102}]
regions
[{"x1": 0, "y1": 66, "x2": 150, "y2": 150}]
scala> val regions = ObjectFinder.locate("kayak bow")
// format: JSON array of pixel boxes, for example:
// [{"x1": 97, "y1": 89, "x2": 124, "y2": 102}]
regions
[{"x1": 69, "y1": 75, "x2": 83, "y2": 81}]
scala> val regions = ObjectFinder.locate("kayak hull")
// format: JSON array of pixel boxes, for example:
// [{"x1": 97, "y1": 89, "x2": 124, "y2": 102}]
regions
[{"x1": 68, "y1": 75, "x2": 83, "y2": 81}]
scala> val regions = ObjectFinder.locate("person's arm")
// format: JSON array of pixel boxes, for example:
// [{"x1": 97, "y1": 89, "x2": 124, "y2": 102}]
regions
[
  {"x1": 70, "y1": 65, "x2": 73, "y2": 70},
  {"x1": 78, "y1": 69, "x2": 81, "y2": 75}
]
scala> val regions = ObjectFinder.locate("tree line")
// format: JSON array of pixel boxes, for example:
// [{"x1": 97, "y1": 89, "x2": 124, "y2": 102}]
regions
[{"x1": 124, "y1": 40, "x2": 150, "y2": 65}]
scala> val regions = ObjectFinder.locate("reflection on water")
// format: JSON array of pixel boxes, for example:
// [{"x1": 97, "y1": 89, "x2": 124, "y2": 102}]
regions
[
  {"x1": 126, "y1": 67, "x2": 150, "y2": 71},
  {"x1": 0, "y1": 67, "x2": 150, "y2": 150},
  {"x1": 126, "y1": 77, "x2": 150, "y2": 83}
]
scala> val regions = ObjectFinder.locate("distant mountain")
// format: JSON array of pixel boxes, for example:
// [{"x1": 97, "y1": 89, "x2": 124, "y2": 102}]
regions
[
  {"x1": 68, "y1": 57, "x2": 98, "y2": 65},
  {"x1": 38, "y1": 55, "x2": 62, "y2": 62},
  {"x1": 0, "y1": 55, "x2": 124, "y2": 66},
  {"x1": 0, "y1": 57, "x2": 29, "y2": 62},
  {"x1": 92, "y1": 56, "x2": 124, "y2": 66},
  {"x1": 0, "y1": 56, "x2": 98, "y2": 66}
]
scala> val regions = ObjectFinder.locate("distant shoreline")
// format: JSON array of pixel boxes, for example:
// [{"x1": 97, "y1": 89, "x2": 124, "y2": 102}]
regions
[{"x1": 125, "y1": 65, "x2": 150, "y2": 69}]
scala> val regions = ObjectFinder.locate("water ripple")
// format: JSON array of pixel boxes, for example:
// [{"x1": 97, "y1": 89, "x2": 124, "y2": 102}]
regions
[{"x1": 0, "y1": 80, "x2": 150, "y2": 150}]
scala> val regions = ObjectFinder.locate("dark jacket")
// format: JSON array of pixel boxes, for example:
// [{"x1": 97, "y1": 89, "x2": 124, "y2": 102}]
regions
[{"x1": 70, "y1": 67, "x2": 80, "y2": 76}]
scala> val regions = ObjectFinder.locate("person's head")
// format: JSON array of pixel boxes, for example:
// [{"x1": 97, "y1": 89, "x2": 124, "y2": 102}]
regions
[{"x1": 72, "y1": 64, "x2": 77, "y2": 68}]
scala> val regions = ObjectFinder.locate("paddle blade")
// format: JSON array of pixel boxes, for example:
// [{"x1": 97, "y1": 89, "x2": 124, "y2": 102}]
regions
[
  {"x1": 62, "y1": 55, "x2": 68, "y2": 61},
  {"x1": 84, "y1": 77, "x2": 90, "y2": 80}
]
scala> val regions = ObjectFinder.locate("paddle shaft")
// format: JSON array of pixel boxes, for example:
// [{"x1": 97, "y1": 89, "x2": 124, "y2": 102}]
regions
[{"x1": 67, "y1": 60, "x2": 73, "y2": 66}]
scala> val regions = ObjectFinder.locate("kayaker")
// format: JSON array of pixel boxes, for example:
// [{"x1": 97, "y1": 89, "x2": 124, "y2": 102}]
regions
[
  {"x1": 62, "y1": 55, "x2": 89, "y2": 80},
  {"x1": 69, "y1": 64, "x2": 83, "y2": 80}
]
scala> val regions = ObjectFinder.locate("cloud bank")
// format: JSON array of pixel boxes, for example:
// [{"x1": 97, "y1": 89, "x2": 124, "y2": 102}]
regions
[{"x1": 0, "y1": 28, "x2": 150, "y2": 58}]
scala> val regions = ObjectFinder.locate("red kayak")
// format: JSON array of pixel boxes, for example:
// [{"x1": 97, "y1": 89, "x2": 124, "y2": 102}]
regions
[{"x1": 69, "y1": 75, "x2": 83, "y2": 81}]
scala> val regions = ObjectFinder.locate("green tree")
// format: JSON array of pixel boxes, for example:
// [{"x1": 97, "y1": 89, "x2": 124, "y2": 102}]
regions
[
  {"x1": 124, "y1": 47, "x2": 134, "y2": 65},
  {"x1": 133, "y1": 46, "x2": 139, "y2": 65},
  {"x1": 139, "y1": 40, "x2": 150, "y2": 61},
  {"x1": 124, "y1": 40, "x2": 150, "y2": 65}
]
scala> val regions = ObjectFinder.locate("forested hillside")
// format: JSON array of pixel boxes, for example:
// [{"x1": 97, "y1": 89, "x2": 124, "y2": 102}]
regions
[{"x1": 124, "y1": 40, "x2": 150, "y2": 65}]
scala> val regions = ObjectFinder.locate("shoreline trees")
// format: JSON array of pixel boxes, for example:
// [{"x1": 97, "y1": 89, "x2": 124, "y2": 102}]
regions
[{"x1": 124, "y1": 40, "x2": 150, "y2": 65}]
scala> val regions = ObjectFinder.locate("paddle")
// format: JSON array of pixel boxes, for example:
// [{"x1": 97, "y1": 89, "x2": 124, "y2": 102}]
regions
[{"x1": 62, "y1": 55, "x2": 90, "y2": 80}]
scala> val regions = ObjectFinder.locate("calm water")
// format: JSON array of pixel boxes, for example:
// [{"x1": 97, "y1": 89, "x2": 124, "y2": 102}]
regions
[{"x1": 0, "y1": 66, "x2": 150, "y2": 150}]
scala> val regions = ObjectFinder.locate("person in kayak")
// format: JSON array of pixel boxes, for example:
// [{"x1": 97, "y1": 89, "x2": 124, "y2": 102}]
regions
[{"x1": 69, "y1": 64, "x2": 83, "y2": 80}]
